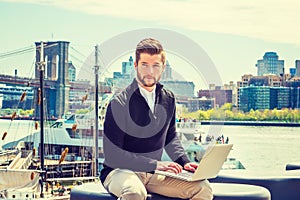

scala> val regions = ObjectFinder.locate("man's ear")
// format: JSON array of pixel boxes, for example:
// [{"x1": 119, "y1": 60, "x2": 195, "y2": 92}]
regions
[{"x1": 134, "y1": 61, "x2": 138, "y2": 69}]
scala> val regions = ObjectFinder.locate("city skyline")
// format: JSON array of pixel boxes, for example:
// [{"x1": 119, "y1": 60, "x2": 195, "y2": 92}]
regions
[{"x1": 1, "y1": 0, "x2": 300, "y2": 87}]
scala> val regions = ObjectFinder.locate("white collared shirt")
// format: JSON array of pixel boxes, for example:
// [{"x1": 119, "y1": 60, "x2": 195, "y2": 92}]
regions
[{"x1": 138, "y1": 85, "x2": 156, "y2": 113}]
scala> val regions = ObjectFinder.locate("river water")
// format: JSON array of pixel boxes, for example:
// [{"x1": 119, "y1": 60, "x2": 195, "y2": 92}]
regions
[
  {"x1": 201, "y1": 125, "x2": 300, "y2": 173},
  {"x1": 1, "y1": 119, "x2": 300, "y2": 173}
]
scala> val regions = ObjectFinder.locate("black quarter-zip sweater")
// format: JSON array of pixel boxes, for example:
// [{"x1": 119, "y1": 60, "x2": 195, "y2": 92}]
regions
[{"x1": 100, "y1": 79, "x2": 190, "y2": 183}]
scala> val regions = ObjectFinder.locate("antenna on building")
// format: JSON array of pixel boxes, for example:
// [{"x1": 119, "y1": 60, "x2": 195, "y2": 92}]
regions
[{"x1": 281, "y1": 68, "x2": 285, "y2": 86}]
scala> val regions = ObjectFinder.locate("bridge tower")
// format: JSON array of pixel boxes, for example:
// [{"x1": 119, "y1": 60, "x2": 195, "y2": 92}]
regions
[{"x1": 34, "y1": 41, "x2": 70, "y2": 118}]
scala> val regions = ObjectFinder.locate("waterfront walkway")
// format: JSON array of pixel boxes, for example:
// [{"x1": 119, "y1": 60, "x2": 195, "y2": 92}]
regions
[{"x1": 201, "y1": 120, "x2": 300, "y2": 127}]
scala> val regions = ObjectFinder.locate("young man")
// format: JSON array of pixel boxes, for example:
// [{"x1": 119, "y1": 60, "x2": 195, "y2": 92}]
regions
[{"x1": 100, "y1": 38, "x2": 213, "y2": 200}]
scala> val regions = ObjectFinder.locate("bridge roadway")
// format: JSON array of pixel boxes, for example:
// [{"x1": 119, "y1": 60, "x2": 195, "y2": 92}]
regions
[
  {"x1": 0, "y1": 74, "x2": 56, "y2": 88},
  {"x1": 0, "y1": 74, "x2": 89, "y2": 90}
]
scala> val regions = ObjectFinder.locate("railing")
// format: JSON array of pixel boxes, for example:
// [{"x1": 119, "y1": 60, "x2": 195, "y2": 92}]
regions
[
  {"x1": 7, "y1": 152, "x2": 22, "y2": 169},
  {"x1": 7, "y1": 150, "x2": 33, "y2": 169},
  {"x1": 20, "y1": 151, "x2": 33, "y2": 169},
  {"x1": 176, "y1": 122, "x2": 202, "y2": 129}
]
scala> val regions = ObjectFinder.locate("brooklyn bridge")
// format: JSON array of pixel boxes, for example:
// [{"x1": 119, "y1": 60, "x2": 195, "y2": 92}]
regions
[{"x1": 0, "y1": 41, "x2": 111, "y2": 118}]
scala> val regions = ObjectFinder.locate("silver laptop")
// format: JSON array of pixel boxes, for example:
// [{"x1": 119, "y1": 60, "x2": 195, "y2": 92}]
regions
[{"x1": 155, "y1": 144, "x2": 233, "y2": 181}]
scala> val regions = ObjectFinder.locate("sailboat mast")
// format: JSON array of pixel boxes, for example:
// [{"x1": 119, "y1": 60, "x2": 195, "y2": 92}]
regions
[
  {"x1": 94, "y1": 45, "x2": 99, "y2": 176},
  {"x1": 38, "y1": 41, "x2": 45, "y2": 196}
]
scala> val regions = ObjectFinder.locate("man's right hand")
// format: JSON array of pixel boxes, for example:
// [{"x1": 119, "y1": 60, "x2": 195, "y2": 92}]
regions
[{"x1": 156, "y1": 161, "x2": 183, "y2": 174}]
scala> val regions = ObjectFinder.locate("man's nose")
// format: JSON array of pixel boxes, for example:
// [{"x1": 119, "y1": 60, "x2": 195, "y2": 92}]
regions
[{"x1": 146, "y1": 66, "x2": 154, "y2": 74}]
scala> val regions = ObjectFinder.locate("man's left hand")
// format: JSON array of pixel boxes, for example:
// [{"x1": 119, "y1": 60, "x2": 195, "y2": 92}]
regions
[{"x1": 184, "y1": 162, "x2": 198, "y2": 172}]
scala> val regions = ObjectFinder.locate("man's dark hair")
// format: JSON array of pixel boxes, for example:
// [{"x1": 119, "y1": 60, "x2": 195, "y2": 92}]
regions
[{"x1": 135, "y1": 38, "x2": 166, "y2": 64}]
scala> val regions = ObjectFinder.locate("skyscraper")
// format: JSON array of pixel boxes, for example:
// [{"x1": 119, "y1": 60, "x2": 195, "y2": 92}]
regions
[
  {"x1": 122, "y1": 56, "x2": 134, "y2": 77},
  {"x1": 296, "y1": 60, "x2": 300, "y2": 77},
  {"x1": 256, "y1": 52, "x2": 284, "y2": 76},
  {"x1": 68, "y1": 62, "x2": 76, "y2": 82},
  {"x1": 161, "y1": 60, "x2": 172, "y2": 80}
]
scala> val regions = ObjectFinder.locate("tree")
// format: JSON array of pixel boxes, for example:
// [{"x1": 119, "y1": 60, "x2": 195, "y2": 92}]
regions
[
  {"x1": 176, "y1": 106, "x2": 300, "y2": 122},
  {"x1": 220, "y1": 103, "x2": 233, "y2": 111}
]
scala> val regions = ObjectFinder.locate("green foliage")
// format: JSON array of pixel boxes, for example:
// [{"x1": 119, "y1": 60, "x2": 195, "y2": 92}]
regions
[
  {"x1": 75, "y1": 109, "x2": 90, "y2": 114},
  {"x1": 198, "y1": 110, "x2": 209, "y2": 120},
  {"x1": 20, "y1": 109, "x2": 34, "y2": 116},
  {"x1": 220, "y1": 103, "x2": 233, "y2": 111},
  {"x1": 0, "y1": 109, "x2": 34, "y2": 117},
  {"x1": 181, "y1": 103, "x2": 300, "y2": 122}
]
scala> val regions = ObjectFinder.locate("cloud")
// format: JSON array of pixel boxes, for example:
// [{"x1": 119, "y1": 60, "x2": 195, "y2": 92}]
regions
[{"x1": 4, "y1": 0, "x2": 300, "y2": 45}]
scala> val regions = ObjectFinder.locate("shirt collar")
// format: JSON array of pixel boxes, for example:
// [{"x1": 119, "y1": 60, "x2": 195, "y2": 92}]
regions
[{"x1": 138, "y1": 84, "x2": 156, "y2": 99}]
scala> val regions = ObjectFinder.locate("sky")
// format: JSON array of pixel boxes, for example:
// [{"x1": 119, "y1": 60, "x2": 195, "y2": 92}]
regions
[{"x1": 1, "y1": 0, "x2": 300, "y2": 90}]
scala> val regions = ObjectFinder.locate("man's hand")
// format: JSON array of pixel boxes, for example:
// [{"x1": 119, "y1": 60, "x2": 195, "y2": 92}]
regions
[
  {"x1": 156, "y1": 161, "x2": 183, "y2": 174},
  {"x1": 184, "y1": 162, "x2": 198, "y2": 172}
]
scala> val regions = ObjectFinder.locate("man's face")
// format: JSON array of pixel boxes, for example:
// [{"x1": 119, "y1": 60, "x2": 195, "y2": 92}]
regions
[{"x1": 135, "y1": 53, "x2": 165, "y2": 91}]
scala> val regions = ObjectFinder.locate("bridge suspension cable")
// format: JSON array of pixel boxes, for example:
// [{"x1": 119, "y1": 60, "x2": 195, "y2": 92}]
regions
[
  {"x1": 0, "y1": 43, "x2": 62, "y2": 61},
  {"x1": 70, "y1": 45, "x2": 87, "y2": 58},
  {"x1": 0, "y1": 45, "x2": 35, "y2": 60},
  {"x1": 69, "y1": 45, "x2": 95, "y2": 75}
]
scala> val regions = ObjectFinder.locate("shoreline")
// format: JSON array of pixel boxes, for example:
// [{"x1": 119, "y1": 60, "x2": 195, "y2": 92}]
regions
[
  {"x1": 1, "y1": 117, "x2": 300, "y2": 127},
  {"x1": 0, "y1": 116, "x2": 58, "y2": 121},
  {"x1": 200, "y1": 121, "x2": 300, "y2": 127}
]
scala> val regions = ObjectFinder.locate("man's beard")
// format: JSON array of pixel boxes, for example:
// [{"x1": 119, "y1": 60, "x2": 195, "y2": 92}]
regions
[{"x1": 136, "y1": 69, "x2": 161, "y2": 88}]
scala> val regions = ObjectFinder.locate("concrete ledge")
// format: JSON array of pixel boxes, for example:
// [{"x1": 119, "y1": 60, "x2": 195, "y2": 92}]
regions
[
  {"x1": 70, "y1": 182, "x2": 187, "y2": 200},
  {"x1": 212, "y1": 183, "x2": 270, "y2": 200},
  {"x1": 70, "y1": 181, "x2": 270, "y2": 200},
  {"x1": 210, "y1": 169, "x2": 300, "y2": 200}
]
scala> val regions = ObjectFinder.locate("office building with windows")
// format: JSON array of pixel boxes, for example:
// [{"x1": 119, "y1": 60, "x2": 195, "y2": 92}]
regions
[
  {"x1": 161, "y1": 80, "x2": 195, "y2": 97},
  {"x1": 286, "y1": 78, "x2": 300, "y2": 109},
  {"x1": 270, "y1": 87, "x2": 290, "y2": 109},
  {"x1": 238, "y1": 86, "x2": 290, "y2": 112},
  {"x1": 0, "y1": 85, "x2": 34, "y2": 109},
  {"x1": 68, "y1": 62, "x2": 76, "y2": 82},
  {"x1": 187, "y1": 97, "x2": 215, "y2": 112},
  {"x1": 238, "y1": 86, "x2": 270, "y2": 112},
  {"x1": 198, "y1": 86, "x2": 232, "y2": 108},
  {"x1": 256, "y1": 52, "x2": 284, "y2": 76},
  {"x1": 296, "y1": 60, "x2": 300, "y2": 77}
]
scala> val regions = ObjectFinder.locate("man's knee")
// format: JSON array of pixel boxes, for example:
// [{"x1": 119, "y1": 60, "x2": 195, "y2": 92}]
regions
[
  {"x1": 194, "y1": 180, "x2": 213, "y2": 200},
  {"x1": 121, "y1": 189, "x2": 147, "y2": 200}
]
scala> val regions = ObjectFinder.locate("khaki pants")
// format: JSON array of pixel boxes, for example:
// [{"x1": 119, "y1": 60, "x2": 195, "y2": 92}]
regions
[{"x1": 103, "y1": 169, "x2": 213, "y2": 200}]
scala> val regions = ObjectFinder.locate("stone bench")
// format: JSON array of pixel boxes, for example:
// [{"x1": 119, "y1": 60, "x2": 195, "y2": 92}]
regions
[
  {"x1": 209, "y1": 169, "x2": 300, "y2": 200},
  {"x1": 70, "y1": 182, "x2": 186, "y2": 200},
  {"x1": 70, "y1": 181, "x2": 270, "y2": 200},
  {"x1": 212, "y1": 183, "x2": 270, "y2": 200}
]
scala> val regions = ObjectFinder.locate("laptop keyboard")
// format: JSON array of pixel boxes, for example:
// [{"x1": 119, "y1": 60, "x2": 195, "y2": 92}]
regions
[
  {"x1": 177, "y1": 170, "x2": 193, "y2": 178},
  {"x1": 155, "y1": 169, "x2": 195, "y2": 181}
]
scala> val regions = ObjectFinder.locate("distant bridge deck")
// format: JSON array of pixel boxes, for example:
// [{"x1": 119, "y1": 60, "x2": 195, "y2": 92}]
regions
[
  {"x1": 0, "y1": 74, "x2": 56, "y2": 88},
  {"x1": 0, "y1": 74, "x2": 90, "y2": 90}
]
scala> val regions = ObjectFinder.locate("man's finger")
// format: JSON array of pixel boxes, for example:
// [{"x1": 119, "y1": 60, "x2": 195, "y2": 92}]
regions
[
  {"x1": 168, "y1": 163, "x2": 182, "y2": 173},
  {"x1": 189, "y1": 163, "x2": 198, "y2": 168},
  {"x1": 184, "y1": 163, "x2": 197, "y2": 172}
]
